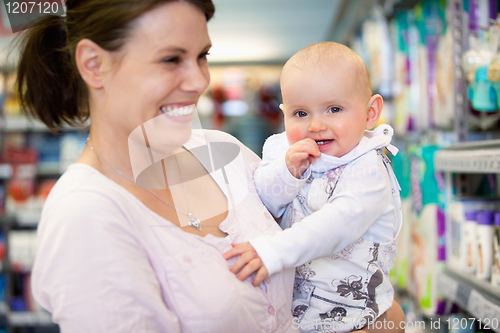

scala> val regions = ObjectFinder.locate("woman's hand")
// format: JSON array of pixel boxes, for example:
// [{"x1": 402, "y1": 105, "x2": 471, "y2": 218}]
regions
[{"x1": 223, "y1": 242, "x2": 269, "y2": 286}]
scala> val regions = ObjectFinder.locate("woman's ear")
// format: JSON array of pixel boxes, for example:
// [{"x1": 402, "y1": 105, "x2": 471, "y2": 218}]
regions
[
  {"x1": 365, "y1": 94, "x2": 383, "y2": 130},
  {"x1": 75, "y1": 39, "x2": 110, "y2": 89}
]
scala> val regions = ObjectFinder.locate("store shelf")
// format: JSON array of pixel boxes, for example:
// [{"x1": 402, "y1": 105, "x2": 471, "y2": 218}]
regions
[
  {"x1": 37, "y1": 161, "x2": 64, "y2": 176},
  {"x1": 8, "y1": 311, "x2": 56, "y2": 327},
  {"x1": 14, "y1": 211, "x2": 41, "y2": 227},
  {"x1": 435, "y1": 139, "x2": 500, "y2": 173},
  {"x1": 0, "y1": 211, "x2": 40, "y2": 227},
  {"x1": 438, "y1": 266, "x2": 500, "y2": 332},
  {"x1": 0, "y1": 116, "x2": 89, "y2": 133}
]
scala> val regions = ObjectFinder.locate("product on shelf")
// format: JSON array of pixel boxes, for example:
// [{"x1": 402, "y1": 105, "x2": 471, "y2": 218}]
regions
[
  {"x1": 463, "y1": 210, "x2": 478, "y2": 274},
  {"x1": 467, "y1": 66, "x2": 498, "y2": 112},
  {"x1": 492, "y1": 213, "x2": 500, "y2": 287},
  {"x1": 390, "y1": 151, "x2": 412, "y2": 290},
  {"x1": 8, "y1": 231, "x2": 37, "y2": 274},
  {"x1": 475, "y1": 210, "x2": 495, "y2": 280},
  {"x1": 408, "y1": 145, "x2": 447, "y2": 316}
]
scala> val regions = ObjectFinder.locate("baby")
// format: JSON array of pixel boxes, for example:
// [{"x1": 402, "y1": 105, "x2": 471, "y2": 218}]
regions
[{"x1": 224, "y1": 41, "x2": 402, "y2": 332}]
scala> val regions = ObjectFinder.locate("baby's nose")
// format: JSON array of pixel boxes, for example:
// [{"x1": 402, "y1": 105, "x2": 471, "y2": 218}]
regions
[{"x1": 309, "y1": 119, "x2": 327, "y2": 132}]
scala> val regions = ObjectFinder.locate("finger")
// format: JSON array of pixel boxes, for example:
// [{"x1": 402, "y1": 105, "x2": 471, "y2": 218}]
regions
[
  {"x1": 252, "y1": 266, "x2": 269, "y2": 286},
  {"x1": 223, "y1": 243, "x2": 251, "y2": 259},
  {"x1": 229, "y1": 251, "x2": 259, "y2": 274},
  {"x1": 288, "y1": 152, "x2": 310, "y2": 165},
  {"x1": 300, "y1": 139, "x2": 321, "y2": 157},
  {"x1": 293, "y1": 142, "x2": 320, "y2": 157},
  {"x1": 301, "y1": 137, "x2": 320, "y2": 147},
  {"x1": 307, "y1": 156, "x2": 316, "y2": 164},
  {"x1": 236, "y1": 258, "x2": 263, "y2": 282},
  {"x1": 223, "y1": 246, "x2": 244, "y2": 260}
]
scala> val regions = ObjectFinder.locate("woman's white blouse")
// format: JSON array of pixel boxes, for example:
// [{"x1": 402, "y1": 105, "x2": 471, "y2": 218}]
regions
[{"x1": 31, "y1": 130, "x2": 298, "y2": 333}]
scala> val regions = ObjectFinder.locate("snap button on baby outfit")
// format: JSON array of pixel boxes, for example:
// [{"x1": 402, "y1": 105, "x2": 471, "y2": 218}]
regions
[
  {"x1": 268, "y1": 306, "x2": 275, "y2": 315},
  {"x1": 383, "y1": 128, "x2": 389, "y2": 135},
  {"x1": 229, "y1": 227, "x2": 236, "y2": 234}
]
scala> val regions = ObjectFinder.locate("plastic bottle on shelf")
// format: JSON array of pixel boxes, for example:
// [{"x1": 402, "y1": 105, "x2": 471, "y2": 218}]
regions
[
  {"x1": 492, "y1": 213, "x2": 500, "y2": 287},
  {"x1": 461, "y1": 211, "x2": 478, "y2": 274},
  {"x1": 467, "y1": 66, "x2": 498, "y2": 112},
  {"x1": 476, "y1": 211, "x2": 495, "y2": 280}
]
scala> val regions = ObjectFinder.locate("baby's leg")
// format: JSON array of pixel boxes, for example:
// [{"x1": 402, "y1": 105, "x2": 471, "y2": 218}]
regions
[{"x1": 353, "y1": 300, "x2": 405, "y2": 333}]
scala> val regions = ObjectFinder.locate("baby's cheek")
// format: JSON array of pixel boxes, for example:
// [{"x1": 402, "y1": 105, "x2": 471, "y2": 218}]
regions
[{"x1": 285, "y1": 127, "x2": 304, "y2": 145}]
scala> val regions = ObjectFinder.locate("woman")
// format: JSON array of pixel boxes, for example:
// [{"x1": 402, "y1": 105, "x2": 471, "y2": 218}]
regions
[{"x1": 17, "y1": 0, "x2": 405, "y2": 331}]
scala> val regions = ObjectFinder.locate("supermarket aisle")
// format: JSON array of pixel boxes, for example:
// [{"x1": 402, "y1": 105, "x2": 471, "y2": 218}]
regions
[{"x1": 1, "y1": 0, "x2": 500, "y2": 332}]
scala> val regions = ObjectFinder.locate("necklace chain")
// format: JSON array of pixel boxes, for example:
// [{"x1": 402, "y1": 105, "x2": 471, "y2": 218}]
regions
[{"x1": 86, "y1": 139, "x2": 201, "y2": 231}]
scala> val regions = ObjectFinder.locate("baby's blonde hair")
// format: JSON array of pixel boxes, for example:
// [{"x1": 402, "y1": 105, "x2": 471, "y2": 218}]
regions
[{"x1": 281, "y1": 42, "x2": 372, "y2": 102}]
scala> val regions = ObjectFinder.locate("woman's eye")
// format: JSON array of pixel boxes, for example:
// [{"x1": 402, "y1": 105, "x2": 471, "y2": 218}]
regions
[
  {"x1": 162, "y1": 56, "x2": 181, "y2": 64},
  {"x1": 328, "y1": 107, "x2": 341, "y2": 113},
  {"x1": 295, "y1": 110, "x2": 308, "y2": 117},
  {"x1": 199, "y1": 52, "x2": 210, "y2": 60}
]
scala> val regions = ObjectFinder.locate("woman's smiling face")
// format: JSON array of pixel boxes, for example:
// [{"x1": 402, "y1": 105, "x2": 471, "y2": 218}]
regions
[{"x1": 99, "y1": 1, "x2": 212, "y2": 145}]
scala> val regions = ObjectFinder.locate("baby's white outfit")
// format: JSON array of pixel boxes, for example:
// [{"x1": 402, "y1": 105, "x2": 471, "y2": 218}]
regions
[{"x1": 251, "y1": 124, "x2": 403, "y2": 332}]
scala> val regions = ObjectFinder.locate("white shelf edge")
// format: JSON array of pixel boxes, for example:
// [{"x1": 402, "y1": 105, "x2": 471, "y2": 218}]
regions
[
  {"x1": 8, "y1": 311, "x2": 56, "y2": 327},
  {"x1": 435, "y1": 149, "x2": 500, "y2": 173},
  {"x1": 438, "y1": 266, "x2": 500, "y2": 333}
]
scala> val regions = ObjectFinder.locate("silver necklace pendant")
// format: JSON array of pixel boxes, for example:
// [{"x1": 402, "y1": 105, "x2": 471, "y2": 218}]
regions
[
  {"x1": 87, "y1": 140, "x2": 202, "y2": 231},
  {"x1": 188, "y1": 213, "x2": 201, "y2": 230}
]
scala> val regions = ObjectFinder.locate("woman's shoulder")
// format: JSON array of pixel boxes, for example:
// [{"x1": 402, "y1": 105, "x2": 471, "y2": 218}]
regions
[{"x1": 42, "y1": 163, "x2": 131, "y2": 215}]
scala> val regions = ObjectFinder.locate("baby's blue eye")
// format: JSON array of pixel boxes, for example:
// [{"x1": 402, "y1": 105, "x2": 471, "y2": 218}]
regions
[
  {"x1": 328, "y1": 107, "x2": 341, "y2": 113},
  {"x1": 295, "y1": 110, "x2": 308, "y2": 117}
]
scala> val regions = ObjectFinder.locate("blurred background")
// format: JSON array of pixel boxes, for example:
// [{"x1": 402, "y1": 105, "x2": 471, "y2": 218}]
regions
[{"x1": 2, "y1": 0, "x2": 500, "y2": 332}]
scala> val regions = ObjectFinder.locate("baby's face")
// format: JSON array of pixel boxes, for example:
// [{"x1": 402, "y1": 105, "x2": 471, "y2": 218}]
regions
[{"x1": 281, "y1": 63, "x2": 370, "y2": 158}]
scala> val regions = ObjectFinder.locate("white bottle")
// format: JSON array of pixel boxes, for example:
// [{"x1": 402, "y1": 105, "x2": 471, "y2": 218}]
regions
[
  {"x1": 461, "y1": 211, "x2": 478, "y2": 274},
  {"x1": 476, "y1": 211, "x2": 495, "y2": 280}
]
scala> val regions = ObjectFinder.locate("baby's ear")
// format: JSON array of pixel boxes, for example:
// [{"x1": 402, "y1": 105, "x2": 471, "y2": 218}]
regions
[
  {"x1": 365, "y1": 94, "x2": 383, "y2": 130},
  {"x1": 279, "y1": 104, "x2": 285, "y2": 114}
]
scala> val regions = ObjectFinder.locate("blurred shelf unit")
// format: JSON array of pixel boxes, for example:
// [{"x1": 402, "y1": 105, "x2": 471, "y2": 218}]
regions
[
  {"x1": 0, "y1": 116, "x2": 89, "y2": 133},
  {"x1": 0, "y1": 162, "x2": 70, "y2": 180},
  {"x1": 8, "y1": 311, "x2": 55, "y2": 328},
  {"x1": 435, "y1": 139, "x2": 500, "y2": 173},
  {"x1": 438, "y1": 267, "x2": 500, "y2": 333},
  {"x1": 435, "y1": 141, "x2": 500, "y2": 332}
]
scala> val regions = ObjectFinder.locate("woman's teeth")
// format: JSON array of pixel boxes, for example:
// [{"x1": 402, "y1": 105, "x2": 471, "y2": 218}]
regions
[{"x1": 160, "y1": 104, "x2": 195, "y2": 116}]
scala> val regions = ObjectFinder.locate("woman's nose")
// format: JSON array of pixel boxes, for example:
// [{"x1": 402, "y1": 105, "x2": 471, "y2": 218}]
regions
[{"x1": 180, "y1": 61, "x2": 210, "y2": 94}]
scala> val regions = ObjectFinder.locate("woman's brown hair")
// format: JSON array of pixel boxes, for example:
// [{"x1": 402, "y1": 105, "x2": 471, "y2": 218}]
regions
[{"x1": 16, "y1": 0, "x2": 215, "y2": 131}]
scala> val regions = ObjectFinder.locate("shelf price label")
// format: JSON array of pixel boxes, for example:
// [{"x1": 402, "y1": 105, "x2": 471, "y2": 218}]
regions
[
  {"x1": 438, "y1": 273, "x2": 459, "y2": 301},
  {"x1": 468, "y1": 290, "x2": 486, "y2": 319},
  {"x1": 1, "y1": 1, "x2": 64, "y2": 33}
]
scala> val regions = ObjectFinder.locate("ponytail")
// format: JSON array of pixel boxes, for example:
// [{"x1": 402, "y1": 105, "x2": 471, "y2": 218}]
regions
[{"x1": 16, "y1": 15, "x2": 87, "y2": 132}]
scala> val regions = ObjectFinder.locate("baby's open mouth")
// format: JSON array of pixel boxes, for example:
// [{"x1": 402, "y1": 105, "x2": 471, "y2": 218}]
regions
[{"x1": 315, "y1": 139, "x2": 333, "y2": 146}]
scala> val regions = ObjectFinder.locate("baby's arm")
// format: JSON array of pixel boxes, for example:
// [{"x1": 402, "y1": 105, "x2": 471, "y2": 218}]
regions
[
  {"x1": 228, "y1": 153, "x2": 391, "y2": 282},
  {"x1": 254, "y1": 135, "x2": 320, "y2": 217}
]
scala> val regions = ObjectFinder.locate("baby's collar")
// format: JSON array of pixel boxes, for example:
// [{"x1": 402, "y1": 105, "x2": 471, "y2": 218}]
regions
[{"x1": 309, "y1": 124, "x2": 397, "y2": 173}]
